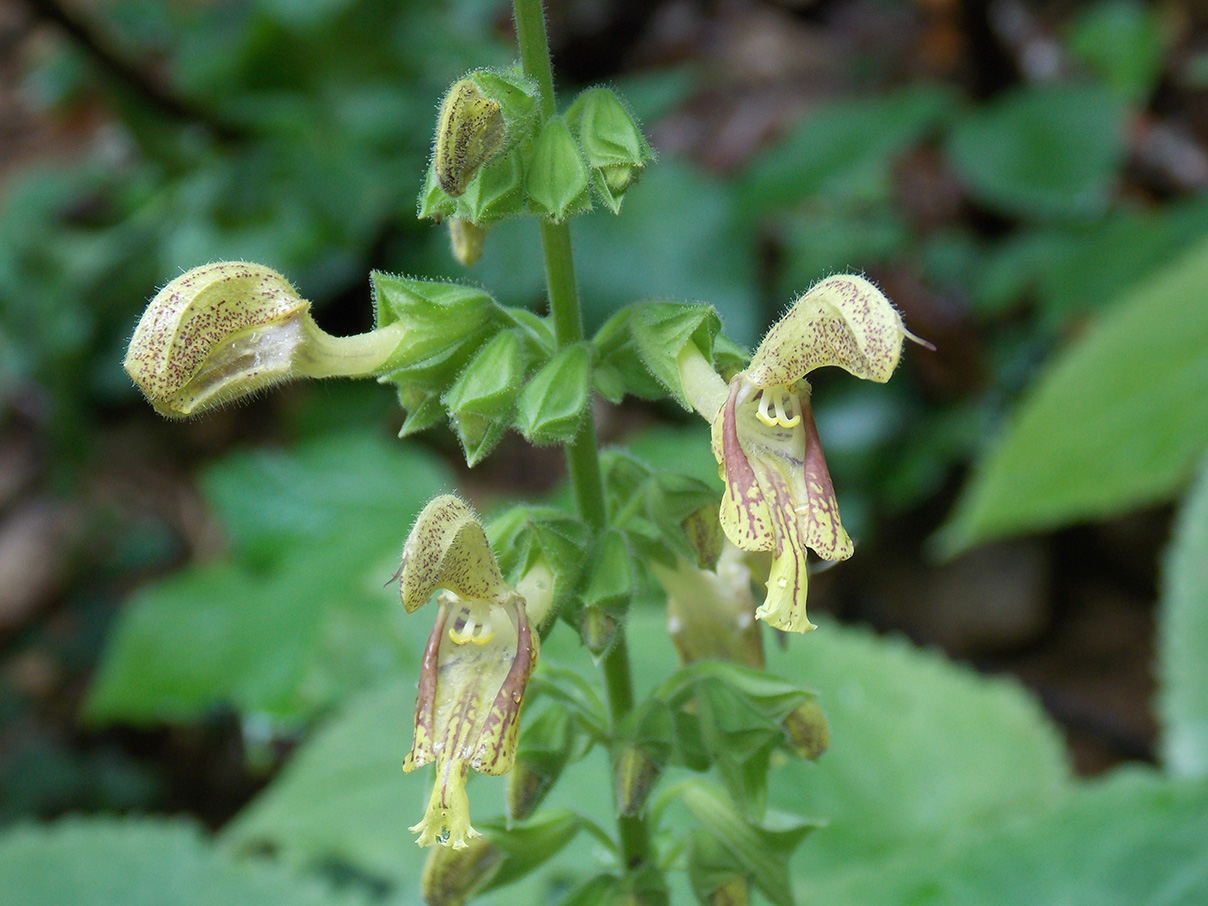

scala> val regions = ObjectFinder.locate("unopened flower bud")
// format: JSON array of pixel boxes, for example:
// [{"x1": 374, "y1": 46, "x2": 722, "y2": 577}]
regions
[
  {"x1": 580, "y1": 605, "x2": 619, "y2": 658},
  {"x1": 705, "y1": 877, "x2": 750, "y2": 906},
  {"x1": 506, "y1": 704, "x2": 573, "y2": 821},
  {"x1": 566, "y1": 87, "x2": 654, "y2": 213},
  {"x1": 781, "y1": 698, "x2": 829, "y2": 760},
  {"x1": 614, "y1": 745, "x2": 660, "y2": 818},
  {"x1": 420, "y1": 833, "x2": 502, "y2": 906},
  {"x1": 125, "y1": 262, "x2": 405, "y2": 418},
  {"x1": 448, "y1": 217, "x2": 489, "y2": 266},
  {"x1": 434, "y1": 79, "x2": 507, "y2": 197}
]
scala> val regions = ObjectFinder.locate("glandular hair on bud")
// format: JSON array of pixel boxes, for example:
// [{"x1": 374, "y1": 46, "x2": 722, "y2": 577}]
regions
[
  {"x1": 435, "y1": 79, "x2": 506, "y2": 197},
  {"x1": 420, "y1": 834, "x2": 502, "y2": 906},
  {"x1": 782, "y1": 699, "x2": 830, "y2": 760}
]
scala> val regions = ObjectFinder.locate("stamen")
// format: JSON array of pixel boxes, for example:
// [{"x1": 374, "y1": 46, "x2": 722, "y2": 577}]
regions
[
  {"x1": 757, "y1": 390, "x2": 776, "y2": 427},
  {"x1": 774, "y1": 391, "x2": 801, "y2": 428},
  {"x1": 756, "y1": 386, "x2": 801, "y2": 428},
  {"x1": 448, "y1": 601, "x2": 495, "y2": 645}
]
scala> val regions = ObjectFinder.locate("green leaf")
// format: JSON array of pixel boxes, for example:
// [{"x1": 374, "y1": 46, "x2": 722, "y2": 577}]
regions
[
  {"x1": 1160, "y1": 452, "x2": 1208, "y2": 778},
  {"x1": 1066, "y1": 0, "x2": 1165, "y2": 106},
  {"x1": 86, "y1": 433, "x2": 448, "y2": 724},
  {"x1": 224, "y1": 678, "x2": 427, "y2": 885},
  {"x1": 738, "y1": 84, "x2": 955, "y2": 215},
  {"x1": 514, "y1": 342, "x2": 593, "y2": 444},
  {"x1": 939, "y1": 234, "x2": 1208, "y2": 554},
  {"x1": 677, "y1": 781, "x2": 816, "y2": 906},
  {"x1": 755, "y1": 620, "x2": 1070, "y2": 877},
  {"x1": 0, "y1": 818, "x2": 368, "y2": 906},
  {"x1": 477, "y1": 810, "x2": 585, "y2": 893},
  {"x1": 946, "y1": 83, "x2": 1127, "y2": 221},
  {"x1": 798, "y1": 769, "x2": 1208, "y2": 905}
]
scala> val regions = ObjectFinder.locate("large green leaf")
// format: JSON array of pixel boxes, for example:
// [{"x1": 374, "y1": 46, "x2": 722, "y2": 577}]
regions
[
  {"x1": 0, "y1": 818, "x2": 368, "y2": 906},
  {"x1": 946, "y1": 83, "x2": 1127, "y2": 220},
  {"x1": 757, "y1": 621, "x2": 1070, "y2": 873},
  {"x1": 85, "y1": 432, "x2": 449, "y2": 724},
  {"x1": 940, "y1": 234, "x2": 1208, "y2": 555},
  {"x1": 796, "y1": 769, "x2": 1208, "y2": 905},
  {"x1": 1160, "y1": 453, "x2": 1208, "y2": 778}
]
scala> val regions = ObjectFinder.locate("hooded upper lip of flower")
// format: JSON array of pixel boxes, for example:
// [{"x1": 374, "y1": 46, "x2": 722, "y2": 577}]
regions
[
  {"x1": 694, "y1": 275, "x2": 918, "y2": 635},
  {"x1": 398, "y1": 495, "x2": 539, "y2": 849}
]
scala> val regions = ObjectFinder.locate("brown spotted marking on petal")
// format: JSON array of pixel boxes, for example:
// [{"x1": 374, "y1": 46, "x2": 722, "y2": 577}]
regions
[
  {"x1": 747, "y1": 275, "x2": 908, "y2": 388},
  {"x1": 399, "y1": 495, "x2": 511, "y2": 612}
]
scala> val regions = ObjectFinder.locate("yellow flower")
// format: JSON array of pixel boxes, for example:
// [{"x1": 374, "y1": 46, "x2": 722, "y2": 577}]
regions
[
  {"x1": 681, "y1": 276, "x2": 921, "y2": 634},
  {"x1": 398, "y1": 495, "x2": 542, "y2": 849}
]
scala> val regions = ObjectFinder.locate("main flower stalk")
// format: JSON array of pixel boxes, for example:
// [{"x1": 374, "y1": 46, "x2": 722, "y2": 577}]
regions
[{"x1": 512, "y1": 0, "x2": 651, "y2": 874}]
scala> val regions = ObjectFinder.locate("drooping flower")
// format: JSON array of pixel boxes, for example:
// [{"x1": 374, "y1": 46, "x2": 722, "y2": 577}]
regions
[
  {"x1": 398, "y1": 495, "x2": 543, "y2": 849},
  {"x1": 680, "y1": 275, "x2": 921, "y2": 634}
]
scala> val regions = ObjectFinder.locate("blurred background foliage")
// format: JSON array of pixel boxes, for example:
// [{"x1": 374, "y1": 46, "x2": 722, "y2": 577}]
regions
[{"x1": 2, "y1": 0, "x2": 1208, "y2": 903}]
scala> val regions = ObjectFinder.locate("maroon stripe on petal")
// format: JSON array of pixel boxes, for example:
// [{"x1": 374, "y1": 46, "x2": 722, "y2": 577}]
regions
[{"x1": 722, "y1": 382, "x2": 763, "y2": 541}]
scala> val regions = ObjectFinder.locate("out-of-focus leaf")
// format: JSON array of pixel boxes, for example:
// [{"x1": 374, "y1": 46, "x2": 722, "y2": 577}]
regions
[
  {"x1": 738, "y1": 84, "x2": 955, "y2": 214},
  {"x1": 946, "y1": 83, "x2": 1127, "y2": 220},
  {"x1": 939, "y1": 234, "x2": 1208, "y2": 555},
  {"x1": 85, "y1": 433, "x2": 449, "y2": 724},
  {"x1": 1066, "y1": 0, "x2": 1165, "y2": 105},
  {"x1": 797, "y1": 770, "x2": 1208, "y2": 905},
  {"x1": 1160, "y1": 453, "x2": 1208, "y2": 778},
  {"x1": 0, "y1": 818, "x2": 369, "y2": 906}
]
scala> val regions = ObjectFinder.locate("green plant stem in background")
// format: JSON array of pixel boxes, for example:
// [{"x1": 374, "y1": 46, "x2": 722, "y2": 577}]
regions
[{"x1": 512, "y1": 0, "x2": 652, "y2": 876}]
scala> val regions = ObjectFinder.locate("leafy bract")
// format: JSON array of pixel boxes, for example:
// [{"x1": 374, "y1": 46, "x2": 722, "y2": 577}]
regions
[
  {"x1": 86, "y1": 432, "x2": 448, "y2": 724},
  {"x1": 0, "y1": 818, "x2": 368, "y2": 906},
  {"x1": 1160, "y1": 453, "x2": 1208, "y2": 778},
  {"x1": 940, "y1": 233, "x2": 1208, "y2": 555}
]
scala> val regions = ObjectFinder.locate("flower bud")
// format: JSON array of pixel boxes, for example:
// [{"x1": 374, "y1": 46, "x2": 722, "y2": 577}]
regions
[
  {"x1": 780, "y1": 697, "x2": 829, "y2": 760},
  {"x1": 420, "y1": 68, "x2": 540, "y2": 224},
  {"x1": 448, "y1": 217, "x2": 489, "y2": 266},
  {"x1": 506, "y1": 704, "x2": 573, "y2": 820},
  {"x1": 579, "y1": 605, "x2": 619, "y2": 658},
  {"x1": 434, "y1": 79, "x2": 507, "y2": 198},
  {"x1": 565, "y1": 87, "x2": 654, "y2": 213},
  {"x1": 420, "y1": 833, "x2": 502, "y2": 906},
  {"x1": 125, "y1": 262, "x2": 405, "y2": 418},
  {"x1": 614, "y1": 744, "x2": 661, "y2": 818}
]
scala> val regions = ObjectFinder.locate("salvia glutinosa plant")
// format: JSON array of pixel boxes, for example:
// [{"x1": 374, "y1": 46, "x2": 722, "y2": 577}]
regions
[{"x1": 122, "y1": 2, "x2": 924, "y2": 903}]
